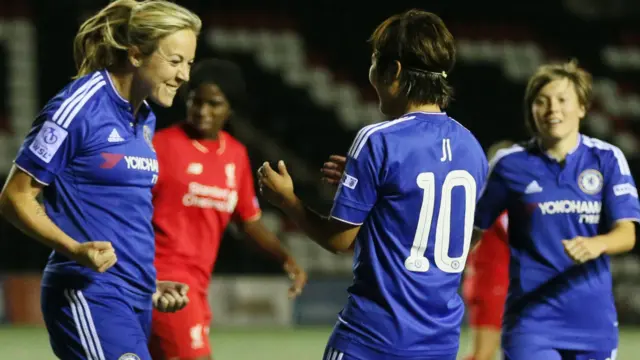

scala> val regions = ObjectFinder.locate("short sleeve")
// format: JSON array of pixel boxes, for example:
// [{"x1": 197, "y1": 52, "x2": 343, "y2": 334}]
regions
[
  {"x1": 602, "y1": 149, "x2": 640, "y2": 224},
  {"x1": 14, "y1": 102, "x2": 88, "y2": 186},
  {"x1": 233, "y1": 147, "x2": 261, "y2": 222},
  {"x1": 474, "y1": 159, "x2": 510, "y2": 230},
  {"x1": 330, "y1": 130, "x2": 384, "y2": 225}
]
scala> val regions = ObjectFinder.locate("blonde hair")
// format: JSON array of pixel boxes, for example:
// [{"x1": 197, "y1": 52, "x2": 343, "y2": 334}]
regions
[
  {"x1": 524, "y1": 59, "x2": 592, "y2": 135},
  {"x1": 73, "y1": 0, "x2": 202, "y2": 78}
]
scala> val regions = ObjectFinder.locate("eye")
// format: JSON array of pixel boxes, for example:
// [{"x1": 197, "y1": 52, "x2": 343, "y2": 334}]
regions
[{"x1": 534, "y1": 98, "x2": 546, "y2": 106}]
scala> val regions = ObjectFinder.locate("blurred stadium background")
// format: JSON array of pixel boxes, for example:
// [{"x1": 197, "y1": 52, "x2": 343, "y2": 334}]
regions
[{"x1": 1, "y1": 0, "x2": 640, "y2": 358}]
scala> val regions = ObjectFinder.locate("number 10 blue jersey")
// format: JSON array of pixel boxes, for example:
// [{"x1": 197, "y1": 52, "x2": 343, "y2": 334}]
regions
[{"x1": 329, "y1": 112, "x2": 488, "y2": 358}]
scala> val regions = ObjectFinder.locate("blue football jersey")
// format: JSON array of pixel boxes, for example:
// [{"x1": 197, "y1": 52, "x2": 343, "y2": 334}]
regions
[
  {"x1": 329, "y1": 112, "x2": 488, "y2": 357},
  {"x1": 475, "y1": 135, "x2": 640, "y2": 351},
  {"x1": 14, "y1": 70, "x2": 159, "y2": 309}
]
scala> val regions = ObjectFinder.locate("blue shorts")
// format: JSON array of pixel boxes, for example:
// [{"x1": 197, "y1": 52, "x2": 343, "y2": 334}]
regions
[
  {"x1": 503, "y1": 344, "x2": 618, "y2": 360},
  {"x1": 41, "y1": 283, "x2": 153, "y2": 360}
]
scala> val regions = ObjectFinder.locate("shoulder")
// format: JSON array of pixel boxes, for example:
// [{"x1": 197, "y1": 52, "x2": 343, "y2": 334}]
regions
[
  {"x1": 488, "y1": 143, "x2": 527, "y2": 173},
  {"x1": 42, "y1": 71, "x2": 109, "y2": 131},
  {"x1": 347, "y1": 116, "x2": 417, "y2": 159},
  {"x1": 221, "y1": 130, "x2": 248, "y2": 153},
  {"x1": 154, "y1": 124, "x2": 183, "y2": 141},
  {"x1": 581, "y1": 135, "x2": 631, "y2": 175}
]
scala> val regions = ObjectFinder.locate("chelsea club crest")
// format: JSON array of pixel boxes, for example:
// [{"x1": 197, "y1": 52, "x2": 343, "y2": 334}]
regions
[
  {"x1": 118, "y1": 353, "x2": 140, "y2": 360},
  {"x1": 143, "y1": 125, "x2": 155, "y2": 152},
  {"x1": 578, "y1": 169, "x2": 603, "y2": 195}
]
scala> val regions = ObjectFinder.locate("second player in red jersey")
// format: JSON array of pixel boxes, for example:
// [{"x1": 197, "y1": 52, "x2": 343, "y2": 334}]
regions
[
  {"x1": 463, "y1": 140, "x2": 513, "y2": 360},
  {"x1": 149, "y1": 59, "x2": 307, "y2": 360}
]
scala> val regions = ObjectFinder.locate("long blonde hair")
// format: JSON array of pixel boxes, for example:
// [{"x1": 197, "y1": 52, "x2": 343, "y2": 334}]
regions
[{"x1": 73, "y1": 0, "x2": 202, "y2": 78}]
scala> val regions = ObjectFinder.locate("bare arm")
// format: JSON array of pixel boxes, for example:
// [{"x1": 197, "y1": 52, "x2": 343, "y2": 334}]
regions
[
  {"x1": 0, "y1": 166, "x2": 80, "y2": 257},
  {"x1": 239, "y1": 217, "x2": 308, "y2": 297},
  {"x1": 239, "y1": 218, "x2": 292, "y2": 264},
  {"x1": 591, "y1": 220, "x2": 636, "y2": 255},
  {"x1": 280, "y1": 196, "x2": 359, "y2": 254}
]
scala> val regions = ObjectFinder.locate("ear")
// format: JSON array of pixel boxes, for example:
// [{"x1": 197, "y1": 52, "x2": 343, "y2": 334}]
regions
[
  {"x1": 578, "y1": 103, "x2": 586, "y2": 120},
  {"x1": 393, "y1": 60, "x2": 403, "y2": 80},
  {"x1": 128, "y1": 46, "x2": 144, "y2": 68}
]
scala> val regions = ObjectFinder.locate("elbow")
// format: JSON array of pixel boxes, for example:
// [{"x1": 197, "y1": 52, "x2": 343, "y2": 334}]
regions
[
  {"x1": 611, "y1": 222, "x2": 637, "y2": 254},
  {"x1": 624, "y1": 231, "x2": 636, "y2": 253},
  {"x1": 0, "y1": 189, "x2": 12, "y2": 218},
  {"x1": 626, "y1": 238, "x2": 636, "y2": 253},
  {"x1": 0, "y1": 187, "x2": 23, "y2": 223},
  {"x1": 327, "y1": 238, "x2": 355, "y2": 255}
]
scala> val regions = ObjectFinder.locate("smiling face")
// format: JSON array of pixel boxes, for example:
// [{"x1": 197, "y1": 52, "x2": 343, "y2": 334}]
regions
[
  {"x1": 135, "y1": 29, "x2": 197, "y2": 107},
  {"x1": 531, "y1": 77, "x2": 586, "y2": 143}
]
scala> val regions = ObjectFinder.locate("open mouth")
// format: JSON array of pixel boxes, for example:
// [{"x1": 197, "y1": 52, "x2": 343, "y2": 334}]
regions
[{"x1": 165, "y1": 84, "x2": 179, "y2": 93}]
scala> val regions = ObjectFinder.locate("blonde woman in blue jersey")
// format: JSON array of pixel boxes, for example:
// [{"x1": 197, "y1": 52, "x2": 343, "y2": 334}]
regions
[
  {"x1": 472, "y1": 60, "x2": 640, "y2": 360},
  {"x1": 0, "y1": 1, "x2": 200, "y2": 359},
  {"x1": 259, "y1": 9, "x2": 487, "y2": 360}
]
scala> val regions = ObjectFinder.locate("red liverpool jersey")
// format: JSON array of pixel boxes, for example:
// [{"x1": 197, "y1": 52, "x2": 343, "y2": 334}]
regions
[
  {"x1": 152, "y1": 125, "x2": 261, "y2": 292},
  {"x1": 469, "y1": 212, "x2": 509, "y2": 271}
]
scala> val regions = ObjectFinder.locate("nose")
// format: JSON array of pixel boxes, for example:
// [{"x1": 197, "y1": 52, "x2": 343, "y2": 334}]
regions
[
  {"x1": 198, "y1": 105, "x2": 209, "y2": 117},
  {"x1": 177, "y1": 63, "x2": 190, "y2": 82},
  {"x1": 548, "y1": 98, "x2": 561, "y2": 113}
]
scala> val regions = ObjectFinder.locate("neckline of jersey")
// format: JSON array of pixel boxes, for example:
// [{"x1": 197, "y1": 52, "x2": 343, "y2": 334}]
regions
[
  {"x1": 404, "y1": 111, "x2": 448, "y2": 117},
  {"x1": 101, "y1": 69, "x2": 151, "y2": 117},
  {"x1": 182, "y1": 125, "x2": 226, "y2": 155},
  {"x1": 536, "y1": 134, "x2": 583, "y2": 163}
]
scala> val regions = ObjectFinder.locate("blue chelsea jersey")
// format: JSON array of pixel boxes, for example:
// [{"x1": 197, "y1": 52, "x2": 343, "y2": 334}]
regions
[
  {"x1": 14, "y1": 70, "x2": 159, "y2": 309},
  {"x1": 329, "y1": 112, "x2": 488, "y2": 357},
  {"x1": 475, "y1": 135, "x2": 640, "y2": 350}
]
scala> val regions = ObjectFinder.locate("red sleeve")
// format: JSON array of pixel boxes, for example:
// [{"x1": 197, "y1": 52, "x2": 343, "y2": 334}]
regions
[
  {"x1": 233, "y1": 147, "x2": 261, "y2": 222},
  {"x1": 495, "y1": 212, "x2": 508, "y2": 242}
]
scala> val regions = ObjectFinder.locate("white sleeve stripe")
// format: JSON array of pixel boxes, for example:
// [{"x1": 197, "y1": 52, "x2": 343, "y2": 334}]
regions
[
  {"x1": 347, "y1": 123, "x2": 382, "y2": 156},
  {"x1": 349, "y1": 116, "x2": 416, "y2": 159},
  {"x1": 55, "y1": 76, "x2": 104, "y2": 128},
  {"x1": 330, "y1": 215, "x2": 363, "y2": 226},
  {"x1": 52, "y1": 72, "x2": 102, "y2": 123},
  {"x1": 13, "y1": 162, "x2": 50, "y2": 186},
  {"x1": 582, "y1": 136, "x2": 631, "y2": 175},
  {"x1": 478, "y1": 144, "x2": 524, "y2": 197},
  {"x1": 61, "y1": 81, "x2": 106, "y2": 129}
]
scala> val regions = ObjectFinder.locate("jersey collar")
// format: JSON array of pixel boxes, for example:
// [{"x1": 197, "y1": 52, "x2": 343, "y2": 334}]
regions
[
  {"x1": 184, "y1": 125, "x2": 226, "y2": 155},
  {"x1": 101, "y1": 69, "x2": 152, "y2": 119},
  {"x1": 535, "y1": 133, "x2": 583, "y2": 163}
]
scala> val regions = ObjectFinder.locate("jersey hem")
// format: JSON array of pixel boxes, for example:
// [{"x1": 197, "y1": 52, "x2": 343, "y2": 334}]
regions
[
  {"x1": 503, "y1": 329, "x2": 618, "y2": 351},
  {"x1": 330, "y1": 215, "x2": 363, "y2": 226},
  {"x1": 330, "y1": 330, "x2": 459, "y2": 358},
  {"x1": 14, "y1": 161, "x2": 51, "y2": 186},
  {"x1": 614, "y1": 217, "x2": 640, "y2": 224},
  {"x1": 242, "y1": 211, "x2": 262, "y2": 223}
]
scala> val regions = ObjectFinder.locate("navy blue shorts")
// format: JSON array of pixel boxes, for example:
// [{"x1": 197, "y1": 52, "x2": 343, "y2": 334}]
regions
[{"x1": 41, "y1": 283, "x2": 153, "y2": 360}]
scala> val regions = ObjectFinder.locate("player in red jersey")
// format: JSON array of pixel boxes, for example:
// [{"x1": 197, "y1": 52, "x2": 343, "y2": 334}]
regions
[
  {"x1": 148, "y1": 59, "x2": 307, "y2": 360},
  {"x1": 463, "y1": 140, "x2": 513, "y2": 360}
]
